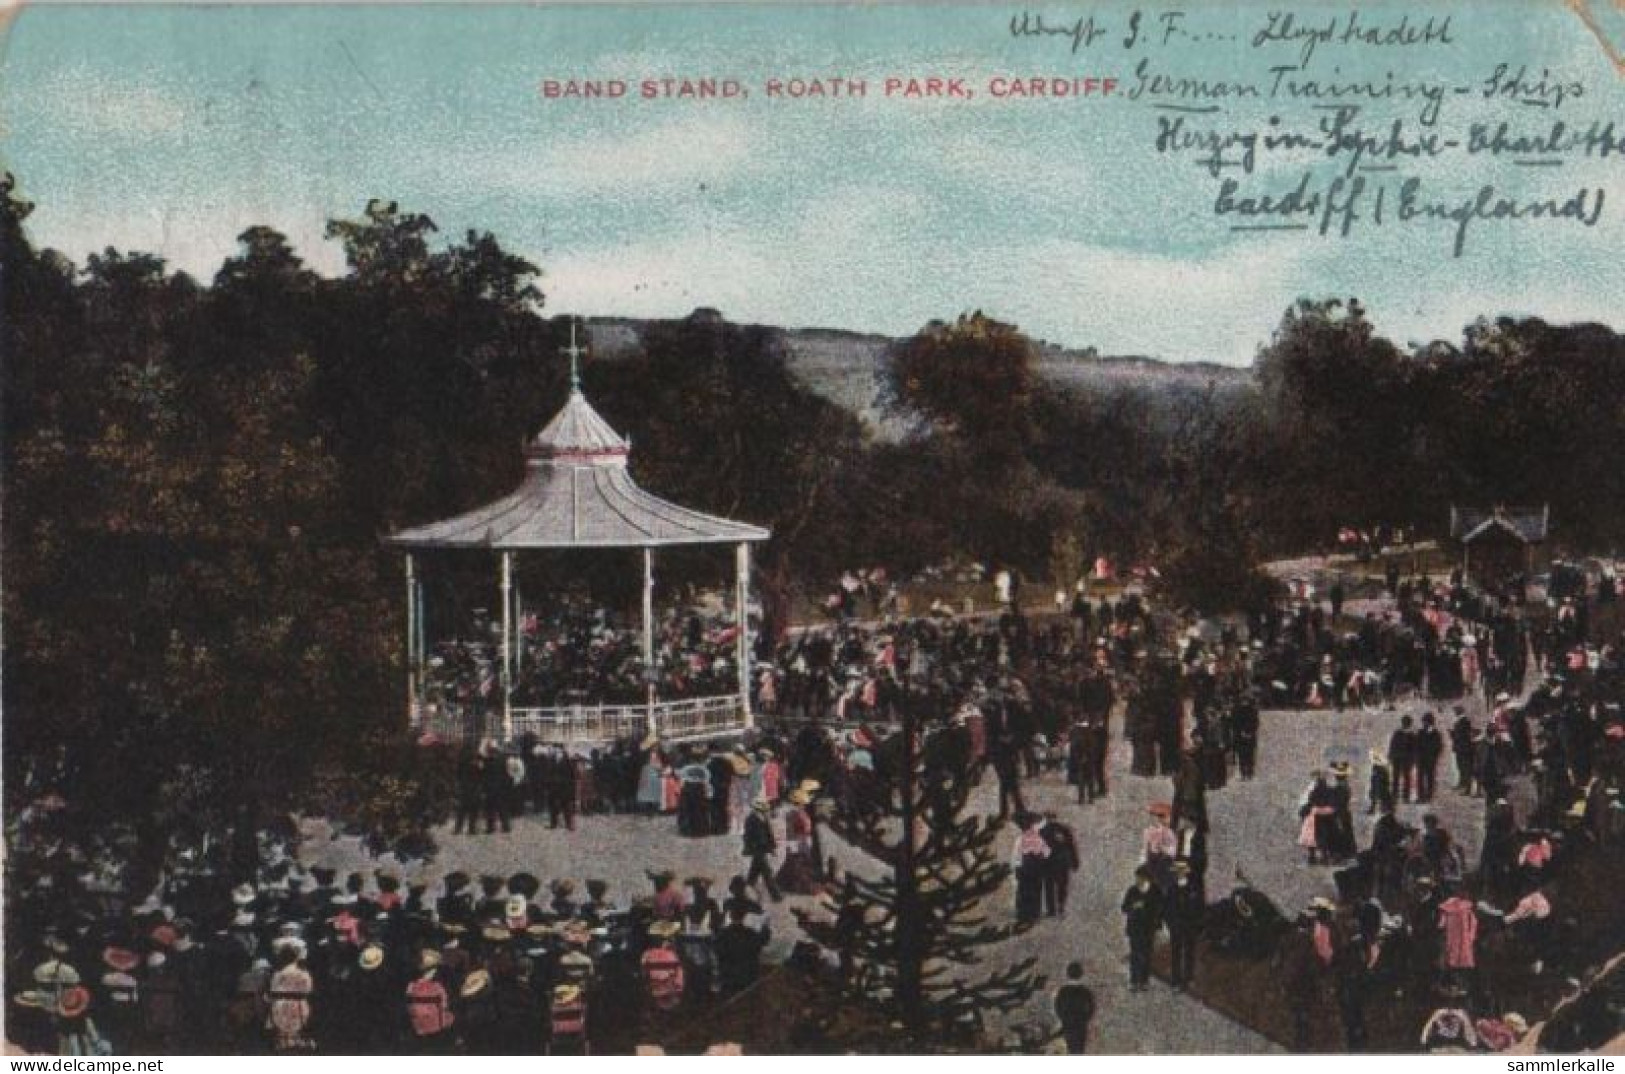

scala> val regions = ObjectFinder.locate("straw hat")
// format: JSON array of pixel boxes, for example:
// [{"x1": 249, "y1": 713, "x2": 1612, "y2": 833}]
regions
[
  {"x1": 419, "y1": 949, "x2": 442, "y2": 970},
  {"x1": 554, "y1": 983, "x2": 582, "y2": 1005},
  {"x1": 482, "y1": 925, "x2": 512, "y2": 944},
  {"x1": 460, "y1": 969, "x2": 491, "y2": 999},
  {"x1": 101, "y1": 972, "x2": 138, "y2": 993},
  {"x1": 358, "y1": 945, "x2": 385, "y2": 972},
  {"x1": 799, "y1": 779, "x2": 822, "y2": 793},
  {"x1": 647, "y1": 919, "x2": 680, "y2": 940},
  {"x1": 102, "y1": 947, "x2": 139, "y2": 973},
  {"x1": 32, "y1": 960, "x2": 80, "y2": 987}
]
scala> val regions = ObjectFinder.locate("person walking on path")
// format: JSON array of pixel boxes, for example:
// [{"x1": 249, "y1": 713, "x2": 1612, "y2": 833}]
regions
[
  {"x1": 742, "y1": 801, "x2": 782, "y2": 902},
  {"x1": 1121, "y1": 866, "x2": 1163, "y2": 992},
  {"x1": 1053, "y1": 962, "x2": 1097, "y2": 1054}
]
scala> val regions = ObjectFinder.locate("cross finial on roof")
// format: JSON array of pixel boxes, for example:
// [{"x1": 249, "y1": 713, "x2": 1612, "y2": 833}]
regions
[{"x1": 562, "y1": 319, "x2": 586, "y2": 392}]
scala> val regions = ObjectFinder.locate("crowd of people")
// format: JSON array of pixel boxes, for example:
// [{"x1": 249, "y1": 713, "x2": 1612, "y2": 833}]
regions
[
  {"x1": 8, "y1": 555, "x2": 1622, "y2": 1055},
  {"x1": 420, "y1": 599, "x2": 747, "y2": 713},
  {"x1": 4, "y1": 816, "x2": 832, "y2": 1056}
]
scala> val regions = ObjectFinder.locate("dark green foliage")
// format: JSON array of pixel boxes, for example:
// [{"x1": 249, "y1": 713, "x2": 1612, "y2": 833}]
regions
[
  {"x1": 5, "y1": 166, "x2": 1624, "y2": 865},
  {"x1": 794, "y1": 729, "x2": 1042, "y2": 1050}
]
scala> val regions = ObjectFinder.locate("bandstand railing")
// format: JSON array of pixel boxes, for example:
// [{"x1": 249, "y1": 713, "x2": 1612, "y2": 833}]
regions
[{"x1": 413, "y1": 694, "x2": 746, "y2": 746}]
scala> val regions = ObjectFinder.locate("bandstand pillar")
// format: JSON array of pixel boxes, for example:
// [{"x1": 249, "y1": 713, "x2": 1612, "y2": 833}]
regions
[
  {"x1": 643, "y1": 546, "x2": 657, "y2": 735},
  {"x1": 405, "y1": 552, "x2": 418, "y2": 722},
  {"x1": 736, "y1": 541, "x2": 753, "y2": 729},
  {"x1": 500, "y1": 550, "x2": 514, "y2": 742}
]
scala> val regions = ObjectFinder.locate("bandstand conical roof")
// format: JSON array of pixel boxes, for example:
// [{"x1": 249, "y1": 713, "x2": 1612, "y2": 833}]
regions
[{"x1": 388, "y1": 387, "x2": 770, "y2": 550}]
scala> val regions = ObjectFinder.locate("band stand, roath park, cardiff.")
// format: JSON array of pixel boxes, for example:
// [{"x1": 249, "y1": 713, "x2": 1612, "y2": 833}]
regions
[{"x1": 386, "y1": 324, "x2": 769, "y2": 747}]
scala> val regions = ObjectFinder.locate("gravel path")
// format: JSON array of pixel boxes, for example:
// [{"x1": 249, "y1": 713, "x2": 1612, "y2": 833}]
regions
[{"x1": 300, "y1": 686, "x2": 1510, "y2": 1053}]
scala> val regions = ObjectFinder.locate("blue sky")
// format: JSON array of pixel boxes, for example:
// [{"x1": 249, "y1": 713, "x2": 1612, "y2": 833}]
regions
[{"x1": 1, "y1": 2, "x2": 1621, "y2": 364}]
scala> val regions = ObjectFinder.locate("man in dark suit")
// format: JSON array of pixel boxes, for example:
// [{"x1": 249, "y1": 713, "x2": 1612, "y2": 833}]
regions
[
  {"x1": 707, "y1": 746, "x2": 735, "y2": 836},
  {"x1": 1416, "y1": 712, "x2": 1444, "y2": 802},
  {"x1": 1230, "y1": 692, "x2": 1260, "y2": 780},
  {"x1": 1121, "y1": 867, "x2": 1163, "y2": 992},
  {"x1": 1042, "y1": 813, "x2": 1080, "y2": 916},
  {"x1": 1052, "y1": 962, "x2": 1097, "y2": 1053},
  {"x1": 546, "y1": 747, "x2": 576, "y2": 831},
  {"x1": 1388, "y1": 715, "x2": 1418, "y2": 803},
  {"x1": 742, "y1": 801, "x2": 781, "y2": 902},
  {"x1": 1166, "y1": 861, "x2": 1204, "y2": 990}
]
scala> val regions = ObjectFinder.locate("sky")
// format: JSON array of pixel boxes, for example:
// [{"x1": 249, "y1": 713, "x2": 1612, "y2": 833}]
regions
[{"x1": 1, "y1": 1, "x2": 1622, "y2": 364}]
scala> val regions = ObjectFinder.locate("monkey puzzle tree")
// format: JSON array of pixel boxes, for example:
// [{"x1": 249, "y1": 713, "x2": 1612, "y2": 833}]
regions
[{"x1": 794, "y1": 701, "x2": 1042, "y2": 1050}]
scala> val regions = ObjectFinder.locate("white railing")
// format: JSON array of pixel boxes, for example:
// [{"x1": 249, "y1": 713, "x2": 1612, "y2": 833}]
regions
[{"x1": 412, "y1": 695, "x2": 746, "y2": 746}]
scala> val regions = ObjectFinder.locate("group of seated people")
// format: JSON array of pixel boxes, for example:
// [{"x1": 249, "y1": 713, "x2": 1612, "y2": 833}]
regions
[{"x1": 419, "y1": 600, "x2": 748, "y2": 711}]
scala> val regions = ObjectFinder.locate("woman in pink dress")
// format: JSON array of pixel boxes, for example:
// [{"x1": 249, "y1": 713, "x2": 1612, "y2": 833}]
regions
[{"x1": 1437, "y1": 885, "x2": 1480, "y2": 995}]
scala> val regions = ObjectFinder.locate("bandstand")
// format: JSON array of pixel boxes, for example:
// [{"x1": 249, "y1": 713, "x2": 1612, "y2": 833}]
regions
[{"x1": 386, "y1": 328, "x2": 769, "y2": 746}]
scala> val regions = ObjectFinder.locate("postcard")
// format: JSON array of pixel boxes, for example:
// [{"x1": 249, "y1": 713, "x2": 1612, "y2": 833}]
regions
[{"x1": 2, "y1": 0, "x2": 1622, "y2": 1059}]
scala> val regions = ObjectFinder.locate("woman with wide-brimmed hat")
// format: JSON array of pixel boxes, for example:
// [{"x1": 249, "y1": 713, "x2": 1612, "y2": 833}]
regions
[
  {"x1": 55, "y1": 984, "x2": 106, "y2": 1056},
  {"x1": 548, "y1": 982, "x2": 589, "y2": 1055},
  {"x1": 640, "y1": 919, "x2": 686, "y2": 1012},
  {"x1": 775, "y1": 786, "x2": 822, "y2": 895},
  {"x1": 405, "y1": 949, "x2": 456, "y2": 1054}
]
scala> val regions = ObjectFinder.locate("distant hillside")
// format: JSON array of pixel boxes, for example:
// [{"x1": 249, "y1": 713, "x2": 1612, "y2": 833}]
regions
[{"x1": 582, "y1": 313, "x2": 1253, "y2": 438}]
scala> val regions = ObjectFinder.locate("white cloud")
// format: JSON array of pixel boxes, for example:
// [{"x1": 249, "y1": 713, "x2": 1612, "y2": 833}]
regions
[{"x1": 38, "y1": 67, "x2": 193, "y2": 136}]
